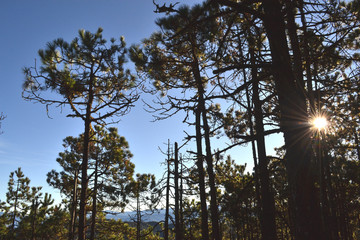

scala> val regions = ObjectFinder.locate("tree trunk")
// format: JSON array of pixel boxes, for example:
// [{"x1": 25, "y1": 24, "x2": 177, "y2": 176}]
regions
[
  {"x1": 69, "y1": 169, "x2": 78, "y2": 240},
  {"x1": 261, "y1": 0, "x2": 323, "y2": 239},
  {"x1": 355, "y1": 131, "x2": 360, "y2": 161},
  {"x1": 136, "y1": 189, "x2": 141, "y2": 240},
  {"x1": 78, "y1": 73, "x2": 94, "y2": 240},
  {"x1": 11, "y1": 181, "x2": 19, "y2": 235},
  {"x1": 164, "y1": 141, "x2": 171, "y2": 240},
  {"x1": 31, "y1": 199, "x2": 37, "y2": 240},
  {"x1": 195, "y1": 106, "x2": 210, "y2": 240},
  {"x1": 174, "y1": 142, "x2": 182, "y2": 240},
  {"x1": 179, "y1": 155, "x2": 184, "y2": 240},
  {"x1": 250, "y1": 46, "x2": 278, "y2": 240},
  {"x1": 90, "y1": 157, "x2": 99, "y2": 240},
  {"x1": 191, "y1": 38, "x2": 220, "y2": 239},
  {"x1": 200, "y1": 98, "x2": 221, "y2": 240},
  {"x1": 298, "y1": 0, "x2": 315, "y2": 111},
  {"x1": 78, "y1": 118, "x2": 91, "y2": 240},
  {"x1": 285, "y1": 0, "x2": 305, "y2": 92},
  {"x1": 243, "y1": 66, "x2": 264, "y2": 240}
]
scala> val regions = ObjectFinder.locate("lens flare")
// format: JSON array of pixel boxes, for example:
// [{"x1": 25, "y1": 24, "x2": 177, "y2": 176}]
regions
[{"x1": 312, "y1": 116, "x2": 328, "y2": 131}]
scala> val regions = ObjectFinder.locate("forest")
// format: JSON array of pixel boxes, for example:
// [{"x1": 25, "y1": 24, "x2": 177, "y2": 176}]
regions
[{"x1": 0, "y1": 0, "x2": 359, "y2": 239}]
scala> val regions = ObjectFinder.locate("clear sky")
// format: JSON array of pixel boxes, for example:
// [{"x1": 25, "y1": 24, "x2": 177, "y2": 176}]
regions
[{"x1": 0, "y1": 0, "x2": 282, "y2": 203}]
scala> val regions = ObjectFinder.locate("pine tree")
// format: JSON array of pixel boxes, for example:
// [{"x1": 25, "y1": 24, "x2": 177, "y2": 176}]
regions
[
  {"x1": 23, "y1": 28, "x2": 140, "y2": 240},
  {"x1": 130, "y1": 4, "x2": 222, "y2": 238},
  {"x1": 46, "y1": 136, "x2": 82, "y2": 240},
  {"x1": 126, "y1": 173, "x2": 158, "y2": 240},
  {"x1": 89, "y1": 126, "x2": 135, "y2": 240},
  {"x1": 47, "y1": 126, "x2": 135, "y2": 240},
  {"x1": 6, "y1": 168, "x2": 31, "y2": 239}
]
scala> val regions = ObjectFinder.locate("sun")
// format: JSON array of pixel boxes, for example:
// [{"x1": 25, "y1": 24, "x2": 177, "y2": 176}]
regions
[{"x1": 312, "y1": 116, "x2": 328, "y2": 131}]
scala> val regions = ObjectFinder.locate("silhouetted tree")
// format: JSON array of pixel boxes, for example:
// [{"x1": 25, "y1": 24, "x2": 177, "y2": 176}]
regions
[{"x1": 130, "y1": 4, "x2": 222, "y2": 238}]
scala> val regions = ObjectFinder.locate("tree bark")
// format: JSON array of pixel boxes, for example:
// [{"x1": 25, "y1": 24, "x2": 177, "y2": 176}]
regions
[
  {"x1": 78, "y1": 118, "x2": 91, "y2": 240},
  {"x1": 201, "y1": 102, "x2": 221, "y2": 240},
  {"x1": 191, "y1": 36, "x2": 221, "y2": 240},
  {"x1": 261, "y1": 0, "x2": 323, "y2": 239},
  {"x1": 200, "y1": 97, "x2": 221, "y2": 240},
  {"x1": 285, "y1": 0, "x2": 305, "y2": 92},
  {"x1": 243, "y1": 66, "x2": 263, "y2": 238},
  {"x1": 251, "y1": 49, "x2": 278, "y2": 240},
  {"x1": 78, "y1": 71, "x2": 95, "y2": 240},
  {"x1": 298, "y1": 0, "x2": 315, "y2": 111},
  {"x1": 195, "y1": 106, "x2": 210, "y2": 240}
]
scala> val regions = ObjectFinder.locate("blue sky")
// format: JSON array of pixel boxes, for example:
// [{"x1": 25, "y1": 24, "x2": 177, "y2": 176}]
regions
[{"x1": 0, "y1": 0, "x2": 282, "y2": 203}]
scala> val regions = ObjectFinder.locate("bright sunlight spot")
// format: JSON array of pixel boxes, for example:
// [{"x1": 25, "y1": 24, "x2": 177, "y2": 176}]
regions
[{"x1": 312, "y1": 116, "x2": 328, "y2": 131}]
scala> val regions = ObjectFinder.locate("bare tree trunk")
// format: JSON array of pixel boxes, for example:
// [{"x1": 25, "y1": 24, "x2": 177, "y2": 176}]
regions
[
  {"x1": 261, "y1": 0, "x2": 323, "y2": 238},
  {"x1": 174, "y1": 142, "x2": 182, "y2": 240},
  {"x1": 179, "y1": 155, "x2": 184, "y2": 240},
  {"x1": 164, "y1": 141, "x2": 171, "y2": 240}
]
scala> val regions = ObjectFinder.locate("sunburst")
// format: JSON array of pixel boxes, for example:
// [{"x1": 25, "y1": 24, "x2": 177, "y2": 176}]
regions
[
  {"x1": 313, "y1": 116, "x2": 328, "y2": 131},
  {"x1": 310, "y1": 113, "x2": 329, "y2": 133}
]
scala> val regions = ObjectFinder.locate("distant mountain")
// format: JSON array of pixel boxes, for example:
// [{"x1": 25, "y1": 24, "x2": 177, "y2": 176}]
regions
[
  {"x1": 105, "y1": 209, "x2": 173, "y2": 223},
  {"x1": 1, "y1": 209, "x2": 171, "y2": 224}
]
